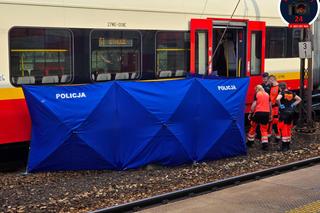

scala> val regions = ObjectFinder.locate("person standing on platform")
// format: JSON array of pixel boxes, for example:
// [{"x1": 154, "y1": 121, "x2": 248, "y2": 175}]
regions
[
  {"x1": 276, "y1": 82, "x2": 301, "y2": 151},
  {"x1": 268, "y1": 75, "x2": 281, "y2": 142},
  {"x1": 247, "y1": 85, "x2": 272, "y2": 150}
]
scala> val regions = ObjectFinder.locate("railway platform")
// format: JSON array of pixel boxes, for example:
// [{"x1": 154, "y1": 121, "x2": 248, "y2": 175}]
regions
[{"x1": 140, "y1": 164, "x2": 320, "y2": 213}]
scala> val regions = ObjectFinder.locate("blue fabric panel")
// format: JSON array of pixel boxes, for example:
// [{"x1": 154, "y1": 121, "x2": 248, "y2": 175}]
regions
[
  {"x1": 31, "y1": 133, "x2": 115, "y2": 172},
  {"x1": 23, "y1": 77, "x2": 249, "y2": 172},
  {"x1": 125, "y1": 126, "x2": 193, "y2": 169},
  {"x1": 23, "y1": 83, "x2": 113, "y2": 171}
]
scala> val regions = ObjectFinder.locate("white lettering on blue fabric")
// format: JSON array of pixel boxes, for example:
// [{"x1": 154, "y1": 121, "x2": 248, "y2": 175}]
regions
[
  {"x1": 217, "y1": 85, "x2": 237, "y2": 91},
  {"x1": 55, "y1": 92, "x2": 87, "y2": 99}
]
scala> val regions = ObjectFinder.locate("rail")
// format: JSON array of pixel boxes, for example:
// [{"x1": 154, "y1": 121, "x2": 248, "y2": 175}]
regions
[
  {"x1": 312, "y1": 91, "x2": 320, "y2": 110},
  {"x1": 312, "y1": 93, "x2": 320, "y2": 98},
  {"x1": 91, "y1": 156, "x2": 320, "y2": 213}
]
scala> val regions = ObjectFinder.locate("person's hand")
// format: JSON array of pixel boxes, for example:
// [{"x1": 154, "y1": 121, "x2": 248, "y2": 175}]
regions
[
  {"x1": 291, "y1": 103, "x2": 296, "y2": 108},
  {"x1": 280, "y1": 104, "x2": 285, "y2": 109},
  {"x1": 248, "y1": 113, "x2": 252, "y2": 121}
]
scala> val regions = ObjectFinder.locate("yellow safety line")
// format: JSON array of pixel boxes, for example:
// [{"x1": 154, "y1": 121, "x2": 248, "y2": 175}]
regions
[
  {"x1": 11, "y1": 49, "x2": 69, "y2": 52},
  {"x1": 286, "y1": 200, "x2": 320, "y2": 213}
]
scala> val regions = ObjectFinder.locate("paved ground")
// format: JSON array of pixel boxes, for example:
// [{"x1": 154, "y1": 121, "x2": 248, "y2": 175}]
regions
[{"x1": 140, "y1": 164, "x2": 320, "y2": 213}]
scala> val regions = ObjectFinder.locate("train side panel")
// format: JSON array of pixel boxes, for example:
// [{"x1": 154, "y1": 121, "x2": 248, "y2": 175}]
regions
[
  {"x1": 0, "y1": 2, "x2": 308, "y2": 145},
  {"x1": 0, "y1": 89, "x2": 31, "y2": 144},
  {"x1": 265, "y1": 58, "x2": 302, "y2": 90}
]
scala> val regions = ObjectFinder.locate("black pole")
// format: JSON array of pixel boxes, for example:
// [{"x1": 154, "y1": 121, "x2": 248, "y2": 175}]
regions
[
  {"x1": 297, "y1": 28, "x2": 315, "y2": 131},
  {"x1": 298, "y1": 29, "x2": 306, "y2": 128},
  {"x1": 298, "y1": 61, "x2": 305, "y2": 126},
  {"x1": 306, "y1": 28, "x2": 314, "y2": 128}
]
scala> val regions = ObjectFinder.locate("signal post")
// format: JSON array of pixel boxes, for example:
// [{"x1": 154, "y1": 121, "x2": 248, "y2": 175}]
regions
[{"x1": 279, "y1": 0, "x2": 319, "y2": 132}]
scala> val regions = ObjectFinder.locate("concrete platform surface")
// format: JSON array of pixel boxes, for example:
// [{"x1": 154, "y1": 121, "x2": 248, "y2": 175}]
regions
[{"x1": 140, "y1": 165, "x2": 320, "y2": 213}]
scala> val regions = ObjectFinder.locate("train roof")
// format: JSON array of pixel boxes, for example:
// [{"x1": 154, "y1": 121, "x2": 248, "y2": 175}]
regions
[{"x1": 0, "y1": 0, "x2": 280, "y2": 19}]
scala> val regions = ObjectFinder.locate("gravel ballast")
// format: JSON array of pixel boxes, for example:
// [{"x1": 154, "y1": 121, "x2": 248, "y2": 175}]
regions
[{"x1": 1, "y1": 131, "x2": 320, "y2": 213}]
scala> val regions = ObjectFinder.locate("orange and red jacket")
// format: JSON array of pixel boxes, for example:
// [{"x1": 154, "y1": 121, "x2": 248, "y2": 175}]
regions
[{"x1": 254, "y1": 91, "x2": 270, "y2": 113}]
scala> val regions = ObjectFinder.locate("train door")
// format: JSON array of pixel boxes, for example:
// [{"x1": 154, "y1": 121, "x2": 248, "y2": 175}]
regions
[
  {"x1": 190, "y1": 18, "x2": 266, "y2": 111},
  {"x1": 190, "y1": 19, "x2": 213, "y2": 75},
  {"x1": 246, "y1": 21, "x2": 266, "y2": 109},
  {"x1": 211, "y1": 20, "x2": 247, "y2": 78}
]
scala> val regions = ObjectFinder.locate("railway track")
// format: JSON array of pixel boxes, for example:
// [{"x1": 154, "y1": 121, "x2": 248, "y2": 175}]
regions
[{"x1": 92, "y1": 156, "x2": 320, "y2": 213}]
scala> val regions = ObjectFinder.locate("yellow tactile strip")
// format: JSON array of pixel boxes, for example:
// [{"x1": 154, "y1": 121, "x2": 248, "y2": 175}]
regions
[{"x1": 287, "y1": 200, "x2": 320, "y2": 213}]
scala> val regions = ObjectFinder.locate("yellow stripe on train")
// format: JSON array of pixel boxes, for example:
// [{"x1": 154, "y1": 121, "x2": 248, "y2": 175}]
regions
[
  {"x1": 0, "y1": 88, "x2": 24, "y2": 100},
  {"x1": 0, "y1": 78, "x2": 182, "y2": 100},
  {"x1": 270, "y1": 71, "x2": 301, "y2": 81}
]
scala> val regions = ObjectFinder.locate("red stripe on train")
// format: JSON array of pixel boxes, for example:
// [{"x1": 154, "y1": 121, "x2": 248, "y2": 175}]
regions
[{"x1": 0, "y1": 99, "x2": 31, "y2": 144}]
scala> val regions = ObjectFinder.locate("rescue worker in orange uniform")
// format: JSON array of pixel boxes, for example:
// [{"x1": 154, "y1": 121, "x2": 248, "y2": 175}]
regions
[
  {"x1": 247, "y1": 85, "x2": 272, "y2": 150},
  {"x1": 276, "y1": 82, "x2": 301, "y2": 151},
  {"x1": 256, "y1": 72, "x2": 271, "y2": 141},
  {"x1": 268, "y1": 75, "x2": 281, "y2": 142}
]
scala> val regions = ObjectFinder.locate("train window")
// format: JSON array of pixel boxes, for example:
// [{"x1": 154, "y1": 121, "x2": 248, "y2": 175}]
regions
[
  {"x1": 266, "y1": 27, "x2": 303, "y2": 58},
  {"x1": 156, "y1": 32, "x2": 190, "y2": 78},
  {"x1": 266, "y1": 27, "x2": 287, "y2": 58},
  {"x1": 291, "y1": 29, "x2": 303, "y2": 57},
  {"x1": 250, "y1": 31, "x2": 262, "y2": 76},
  {"x1": 90, "y1": 30, "x2": 141, "y2": 81},
  {"x1": 9, "y1": 28, "x2": 73, "y2": 86}
]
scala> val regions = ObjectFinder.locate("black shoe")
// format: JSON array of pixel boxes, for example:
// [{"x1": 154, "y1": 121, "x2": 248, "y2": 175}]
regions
[
  {"x1": 246, "y1": 140, "x2": 254, "y2": 147},
  {"x1": 281, "y1": 142, "x2": 290, "y2": 152},
  {"x1": 275, "y1": 138, "x2": 281, "y2": 144},
  {"x1": 262, "y1": 143, "x2": 268, "y2": 151}
]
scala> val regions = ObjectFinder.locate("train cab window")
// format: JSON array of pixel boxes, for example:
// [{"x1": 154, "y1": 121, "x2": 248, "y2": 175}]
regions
[
  {"x1": 91, "y1": 30, "x2": 141, "y2": 81},
  {"x1": 9, "y1": 28, "x2": 73, "y2": 86},
  {"x1": 156, "y1": 32, "x2": 190, "y2": 78},
  {"x1": 250, "y1": 31, "x2": 262, "y2": 76}
]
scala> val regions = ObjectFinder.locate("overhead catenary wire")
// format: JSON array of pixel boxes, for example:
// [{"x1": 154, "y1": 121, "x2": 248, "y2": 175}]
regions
[
  {"x1": 212, "y1": 0, "x2": 242, "y2": 60},
  {"x1": 200, "y1": 0, "x2": 209, "y2": 18}
]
